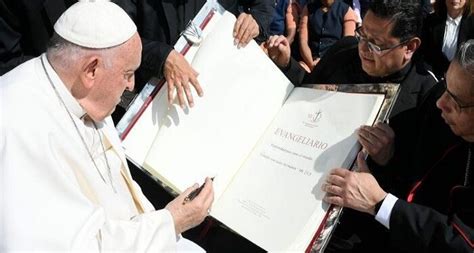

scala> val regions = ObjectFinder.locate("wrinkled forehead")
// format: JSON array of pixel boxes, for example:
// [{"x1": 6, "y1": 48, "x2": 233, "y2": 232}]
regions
[{"x1": 119, "y1": 33, "x2": 142, "y2": 70}]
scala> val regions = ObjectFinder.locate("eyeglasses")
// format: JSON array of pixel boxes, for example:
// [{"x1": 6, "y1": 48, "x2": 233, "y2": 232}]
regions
[
  {"x1": 355, "y1": 26, "x2": 410, "y2": 56},
  {"x1": 441, "y1": 79, "x2": 474, "y2": 111}
]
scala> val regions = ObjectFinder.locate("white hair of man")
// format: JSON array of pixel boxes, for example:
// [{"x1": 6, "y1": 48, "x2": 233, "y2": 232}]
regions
[
  {"x1": 455, "y1": 39, "x2": 474, "y2": 95},
  {"x1": 46, "y1": 34, "x2": 118, "y2": 70}
]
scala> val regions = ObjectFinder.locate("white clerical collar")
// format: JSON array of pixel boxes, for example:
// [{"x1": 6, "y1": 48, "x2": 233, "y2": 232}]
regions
[
  {"x1": 41, "y1": 54, "x2": 87, "y2": 119},
  {"x1": 446, "y1": 14, "x2": 462, "y2": 26}
]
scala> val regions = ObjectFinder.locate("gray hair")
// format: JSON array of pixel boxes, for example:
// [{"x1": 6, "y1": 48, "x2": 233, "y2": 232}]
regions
[
  {"x1": 454, "y1": 40, "x2": 474, "y2": 95},
  {"x1": 455, "y1": 40, "x2": 474, "y2": 76},
  {"x1": 46, "y1": 33, "x2": 117, "y2": 70}
]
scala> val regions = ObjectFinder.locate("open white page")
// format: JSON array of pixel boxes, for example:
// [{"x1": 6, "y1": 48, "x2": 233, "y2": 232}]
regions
[
  {"x1": 212, "y1": 88, "x2": 384, "y2": 251},
  {"x1": 143, "y1": 11, "x2": 294, "y2": 198},
  {"x1": 120, "y1": 4, "x2": 222, "y2": 165}
]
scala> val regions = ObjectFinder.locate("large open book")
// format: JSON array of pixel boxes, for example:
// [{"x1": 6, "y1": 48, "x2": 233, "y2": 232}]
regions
[{"x1": 118, "y1": 5, "x2": 399, "y2": 252}]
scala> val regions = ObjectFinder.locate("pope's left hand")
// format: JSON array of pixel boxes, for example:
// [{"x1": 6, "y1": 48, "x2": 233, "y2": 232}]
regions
[{"x1": 233, "y1": 13, "x2": 259, "y2": 48}]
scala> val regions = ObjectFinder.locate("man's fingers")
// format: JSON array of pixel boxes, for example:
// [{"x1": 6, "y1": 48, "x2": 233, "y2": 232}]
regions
[
  {"x1": 236, "y1": 17, "x2": 251, "y2": 46},
  {"x1": 362, "y1": 124, "x2": 394, "y2": 140},
  {"x1": 233, "y1": 14, "x2": 244, "y2": 37},
  {"x1": 375, "y1": 122, "x2": 395, "y2": 137},
  {"x1": 233, "y1": 15, "x2": 245, "y2": 44},
  {"x1": 201, "y1": 179, "x2": 214, "y2": 209},
  {"x1": 358, "y1": 131, "x2": 381, "y2": 156},
  {"x1": 365, "y1": 126, "x2": 388, "y2": 141},
  {"x1": 329, "y1": 168, "x2": 350, "y2": 177},
  {"x1": 240, "y1": 26, "x2": 253, "y2": 46},
  {"x1": 273, "y1": 35, "x2": 288, "y2": 47},
  {"x1": 267, "y1": 35, "x2": 279, "y2": 47},
  {"x1": 183, "y1": 83, "x2": 194, "y2": 108},
  {"x1": 167, "y1": 70, "x2": 202, "y2": 109},
  {"x1": 240, "y1": 21, "x2": 258, "y2": 46},
  {"x1": 363, "y1": 126, "x2": 393, "y2": 147},
  {"x1": 238, "y1": 19, "x2": 251, "y2": 44},
  {"x1": 193, "y1": 178, "x2": 214, "y2": 209},
  {"x1": 358, "y1": 135, "x2": 372, "y2": 150},
  {"x1": 180, "y1": 183, "x2": 200, "y2": 201},
  {"x1": 323, "y1": 194, "x2": 344, "y2": 206},
  {"x1": 374, "y1": 121, "x2": 391, "y2": 130},
  {"x1": 322, "y1": 183, "x2": 343, "y2": 195},
  {"x1": 175, "y1": 82, "x2": 186, "y2": 109},
  {"x1": 168, "y1": 80, "x2": 176, "y2": 105},
  {"x1": 267, "y1": 35, "x2": 285, "y2": 48},
  {"x1": 189, "y1": 75, "x2": 203, "y2": 97},
  {"x1": 358, "y1": 128, "x2": 377, "y2": 145},
  {"x1": 278, "y1": 35, "x2": 289, "y2": 46},
  {"x1": 326, "y1": 173, "x2": 345, "y2": 186},
  {"x1": 356, "y1": 151, "x2": 370, "y2": 172}
]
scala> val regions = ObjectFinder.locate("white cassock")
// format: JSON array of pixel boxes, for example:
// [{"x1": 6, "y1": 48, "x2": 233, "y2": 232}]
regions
[{"x1": 0, "y1": 54, "x2": 203, "y2": 252}]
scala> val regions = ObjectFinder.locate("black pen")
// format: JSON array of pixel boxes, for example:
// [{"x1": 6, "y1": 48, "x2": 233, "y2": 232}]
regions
[{"x1": 182, "y1": 177, "x2": 214, "y2": 205}]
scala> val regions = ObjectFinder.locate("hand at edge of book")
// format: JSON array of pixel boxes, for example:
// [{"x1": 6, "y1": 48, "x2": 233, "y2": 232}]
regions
[
  {"x1": 164, "y1": 50, "x2": 203, "y2": 110},
  {"x1": 322, "y1": 152, "x2": 387, "y2": 216},
  {"x1": 233, "y1": 13, "x2": 259, "y2": 48},
  {"x1": 263, "y1": 35, "x2": 291, "y2": 69},
  {"x1": 358, "y1": 122, "x2": 395, "y2": 166}
]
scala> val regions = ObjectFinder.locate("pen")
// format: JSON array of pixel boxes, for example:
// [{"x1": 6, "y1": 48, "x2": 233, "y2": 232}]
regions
[{"x1": 182, "y1": 177, "x2": 214, "y2": 205}]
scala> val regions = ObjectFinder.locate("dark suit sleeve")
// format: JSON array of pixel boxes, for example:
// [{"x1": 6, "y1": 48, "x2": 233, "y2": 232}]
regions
[
  {"x1": 139, "y1": 38, "x2": 173, "y2": 82},
  {"x1": 280, "y1": 57, "x2": 307, "y2": 85},
  {"x1": 0, "y1": 5, "x2": 33, "y2": 75},
  {"x1": 389, "y1": 199, "x2": 474, "y2": 252},
  {"x1": 241, "y1": 0, "x2": 275, "y2": 43},
  {"x1": 280, "y1": 36, "x2": 360, "y2": 86}
]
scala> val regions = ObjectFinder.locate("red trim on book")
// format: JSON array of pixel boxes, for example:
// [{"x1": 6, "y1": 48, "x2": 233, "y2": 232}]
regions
[
  {"x1": 120, "y1": 10, "x2": 216, "y2": 140},
  {"x1": 120, "y1": 78, "x2": 165, "y2": 140},
  {"x1": 305, "y1": 205, "x2": 334, "y2": 253},
  {"x1": 453, "y1": 222, "x2": 474, "y2": 248},
  {"x1": 406, "y1": 143, "x2": 461, "y2": 203}
]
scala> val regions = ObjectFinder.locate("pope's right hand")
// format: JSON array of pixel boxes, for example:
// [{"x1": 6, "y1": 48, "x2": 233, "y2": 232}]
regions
[
  {"x1": 264, "y1": 35, "x2": 291, "y2": 68},
  {"x1": 165, "y1": 177, "x2": 214, "y2": 235},
  {"x1": 164, "y1": 50, "x2": 204, "y2": 109}
]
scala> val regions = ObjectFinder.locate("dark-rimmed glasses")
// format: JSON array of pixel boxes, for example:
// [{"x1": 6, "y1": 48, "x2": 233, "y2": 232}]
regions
[
  {"x1": 441, "y1": 79, "x2": 474, "y2": 111},
  {"x1": 355, "y1": 26, "x2": 410, "y2": 56}
]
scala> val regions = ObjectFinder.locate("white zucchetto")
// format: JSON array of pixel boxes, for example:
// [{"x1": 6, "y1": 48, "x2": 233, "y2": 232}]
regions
[{"x1": 54, "y1": 0, "x2": 137, "y2": 49}]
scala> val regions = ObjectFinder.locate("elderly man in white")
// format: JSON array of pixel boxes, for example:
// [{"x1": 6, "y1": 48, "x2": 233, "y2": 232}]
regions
[{"x1": 0, "y1": 1, "x2": 214, "y2": 251}]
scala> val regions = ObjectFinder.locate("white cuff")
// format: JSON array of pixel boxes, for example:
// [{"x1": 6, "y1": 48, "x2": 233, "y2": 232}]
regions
[{"x1": 374, "y1": 193, "x2": 398, "y2": 229}]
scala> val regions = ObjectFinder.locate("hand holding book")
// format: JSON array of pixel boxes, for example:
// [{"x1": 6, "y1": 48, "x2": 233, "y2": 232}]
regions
[{"x1": 357, "y1": 122, "x2": 395, "y2": 166}]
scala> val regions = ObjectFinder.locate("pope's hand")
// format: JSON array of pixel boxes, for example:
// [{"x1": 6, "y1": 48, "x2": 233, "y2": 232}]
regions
[
  {"x1": 322, "y1": 152, "x2": 387, "y2": 215},
  {"x1": 165, "y1": 177, "x2": 214, "y2": 234},
  {"x1": 264, "y1": 35, "x2": 291, "y2": 68},
  {"x1": 233, "y1": 13, "x2": 259, "y2": 48},
  {"x1": 358, "y1": 122, "x2": 395, "y2": 166},
  {"x1": 164, "y1": 50, "x2": 203, "y2": 109}
]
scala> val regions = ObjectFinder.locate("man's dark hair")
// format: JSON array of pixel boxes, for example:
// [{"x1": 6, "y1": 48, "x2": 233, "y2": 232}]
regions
[{"x1": 368, "y1": 0, "x2": 423, "y2": 42}]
